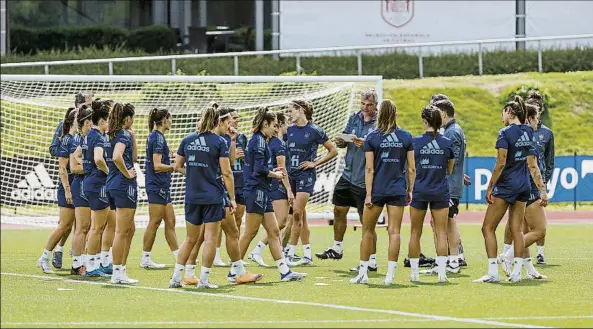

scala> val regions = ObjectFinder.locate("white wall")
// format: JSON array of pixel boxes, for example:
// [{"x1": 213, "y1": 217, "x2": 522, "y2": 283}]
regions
[
  {"x1": 525, "y1": 0, "x2": 593, "y2": 49},
  {"x1": 280, "y1": 0, "x2": 593, "y2": 55},
  {"x1": 280, "y1": 0, "x2": 516, "y2": 55}
]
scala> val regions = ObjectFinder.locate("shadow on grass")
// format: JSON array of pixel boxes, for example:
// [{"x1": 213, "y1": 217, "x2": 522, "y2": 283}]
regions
[
  {"x1": 496, "y1": 279, "x2": 550, "y2": 287},
  {"x1": 537, "y1": 264, "x2": 561, "y2": 269},
  {"x1": 366, "y1": 283, "x2": 419, "y2": 290},
  {"x1": 332, "y1": 269, "x2": 383, "y2": 278}
]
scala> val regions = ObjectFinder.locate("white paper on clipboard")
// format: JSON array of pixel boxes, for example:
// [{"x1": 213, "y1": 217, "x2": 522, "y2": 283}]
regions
[{"x1": 336, "y1": 133, "x2": 358, "y2": 142}]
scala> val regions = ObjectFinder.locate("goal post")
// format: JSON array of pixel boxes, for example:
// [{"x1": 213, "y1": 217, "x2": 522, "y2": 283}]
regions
[{"x1": 1, "y1": 74, "x2": 383, "y2": 227}]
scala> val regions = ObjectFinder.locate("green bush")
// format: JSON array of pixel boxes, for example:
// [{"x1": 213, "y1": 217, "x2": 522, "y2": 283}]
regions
[
  {"x1": 4, "y1": 45, "x2": 592, "y2": 78},
  {"x1": 9, "y1": 25, "x2": 174, "y2": 55},
  {"x1": 500, "y1": 85, "x2": 554, "y2": 128},
  {"x1": 126, "y1": 25, "x2": 177, "y2": 53}
]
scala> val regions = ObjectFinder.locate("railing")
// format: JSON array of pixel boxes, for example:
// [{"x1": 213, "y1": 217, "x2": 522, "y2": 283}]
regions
[{"x1": 2, "y1": 34, "x2": 592, "y2": 78}]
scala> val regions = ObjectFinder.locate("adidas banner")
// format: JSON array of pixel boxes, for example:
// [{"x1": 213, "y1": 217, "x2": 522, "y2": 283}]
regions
[{"x1": 1, "y1": 155, "x2": 592, "y2": 209}]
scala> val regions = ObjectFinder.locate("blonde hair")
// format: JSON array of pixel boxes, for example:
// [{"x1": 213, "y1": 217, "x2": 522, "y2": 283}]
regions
[
  {"x1": 377, "y1": 99, "x2": 397, "y2": 134},
  {"x1": 198, "y1": 105, "x2": 219, "y2": 133}
]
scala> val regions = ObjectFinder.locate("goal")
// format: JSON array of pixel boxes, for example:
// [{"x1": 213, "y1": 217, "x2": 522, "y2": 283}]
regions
[{"x1": 0, "y1": 74, "x2": 382, "y2": 227}]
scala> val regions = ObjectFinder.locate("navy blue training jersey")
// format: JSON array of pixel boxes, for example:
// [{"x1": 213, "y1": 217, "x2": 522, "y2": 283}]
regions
[
  {"x1": 269, "y1": 136, "x2": 286, "y2": 191},
  {"x1": 69, "y1": 133, "x2": 84, "y2": 180},
  {"x1": 363, "y1": 127, "x2": 413, "y2": 197},
  {"x1": 106, "y1": 129, "x2": 136, "y2": 191},
  {"x1": 146, "y1": 130, "x2": 171, "y2": 192},
  {"x1": 82, "y1": 128, "x2": 108, "y2": 193},
  {"x1": 57, "y1": 133, "x2": 74, "y2": 187},
  {"x1": 494, "y1": 124, "x2": 536, "y2": 194},
  {"x1": 178, "y1": 132, "x2": 229, "y2": 205},
  {"x1": 232, "y1": 133, "x2": 248, "y2": 189},
  {"x1": 286, "y1": 122, "x2": 328, "y2": 176},
  {"x1": 412, "y1": 133, "x2": 454, "y2": 201},
  {"x1": 243, "y1": 132, "x2": 273, "y2": 191}
]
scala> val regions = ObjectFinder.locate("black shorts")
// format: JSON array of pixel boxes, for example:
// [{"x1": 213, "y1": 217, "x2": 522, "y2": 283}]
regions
[
  {"x1": 448, "y1": 198, "x2": 460, "y2": 219},
  {"x1": 332, "y1": 176, "x2": 366, "y2": 217}
]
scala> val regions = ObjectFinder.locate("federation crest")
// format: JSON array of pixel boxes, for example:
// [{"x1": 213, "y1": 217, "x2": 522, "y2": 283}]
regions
[
  {"x1": 381, "y1": 0, "x2": 414, "y2": 28},
  {"x1": 304, "y1": 132, "x2": 311, "y2": 139}
]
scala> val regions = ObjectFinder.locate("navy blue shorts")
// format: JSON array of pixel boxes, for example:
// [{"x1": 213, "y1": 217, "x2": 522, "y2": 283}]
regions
[
  {"x1": 289, "y1": 172, "x2": 316, "y2": 195},
  {"x1": 526, "y1": 189, "x2": 540, "y2": 207},
  {"x1": 57, "y1": 187, "x2": 75, "y2": 209},
  {"x1": 147, "y1": 188, "x2": 172, "y2": 205},
  {"x1": 85, "y1": 187, "x2": 110, "y2": 211},
  {"x1": 235, "y1": 188, "x2": 246, "y2": 205},
  {"x1": 269, "y1": 185, "x2": 288, "y2": 201},
  {"x1": 493, "y1": 188, "x2": 530, "y2": 205},
  {"x1": 372, "y1": 195, "x2": 406, "y2": 207},
  {"x1": 410, "y1": 200, "x2": 449, "y2": 210},
  {"x1": 185, "y1": 203, "x2": 225, "y2": 226},
  {"x1": 71, "y1": 178, "x2": 89, "y2": 208},
  {"x1": 245, "y1": 188, "x2": 274, "y2": 215},
  {"x1": 107, "y1": 186, "x2": 138, "y2": 209}
]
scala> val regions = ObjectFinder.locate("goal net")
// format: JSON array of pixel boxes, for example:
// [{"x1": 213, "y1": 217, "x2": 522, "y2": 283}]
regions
[{"x1": 1, "y1": 74, "x2": 382, "y2": 227}]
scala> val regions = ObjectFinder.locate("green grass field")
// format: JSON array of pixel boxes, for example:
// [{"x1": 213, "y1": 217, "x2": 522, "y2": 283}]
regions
[{"x1": 2, "y1": 223, "x2": 592, "y2": 328}]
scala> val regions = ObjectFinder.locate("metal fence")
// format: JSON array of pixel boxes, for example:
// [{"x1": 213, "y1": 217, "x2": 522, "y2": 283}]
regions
[{"x1": 1, "y1": 34, "x2": 592, "y2": 78}]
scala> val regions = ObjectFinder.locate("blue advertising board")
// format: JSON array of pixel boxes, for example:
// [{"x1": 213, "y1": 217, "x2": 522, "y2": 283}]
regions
[{"x1": 461, "y1": 156, "x2": 593, "y2": 203}]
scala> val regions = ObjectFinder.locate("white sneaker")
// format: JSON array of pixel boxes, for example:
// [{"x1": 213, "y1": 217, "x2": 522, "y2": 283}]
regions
[
  {"x1": 438, "y1": 274, "x2": 449, "y2": 283},
  {"x1": 36, "y1": 258, "x2": 54, "y2": 274},
  {"x1": 526, "y1": 271, "x2": 547, "y2": 280},
  {"x1": 112, "y1": 273, "x2": 139, "y2": 284},
  {"x1": 286, "y1": 259, "x2": 300, "y2": 267},
  {"x1": 410, "y1": 272, "x2": 420, "y2": 282},
  {"x1": 248, "y1": 253, "x2": 268, "y2": 267},
  {"x1": 280, "y1": 270, "x2": 307, "y2": 282},
  {"x1": 473, "y1": 274, "x2": 501, "y2": 283},
  {"x1": 140, "y1": 259, "x2": 166, "y2": 269},
  {"x1": 349, "y1": 275, "x2": 368, "y2": 284},
  {"x1": 213, "y1": 258, "x2": 227, "y2": 267},
  {"x1": 499, "y1": 255, "x2": 512, "y2": 277},
  {"x1": 506, "y1": 274, "x2": 522, "y2": 282},
  {"x1": 382, "y1": 277, "x2": 394, "y2": 285},
  {"x1": 447, "y1": 262, "x2": 460, "y2": 274},
  {"x1": 419, "y1": 267, "x2": 438, "y2": 275},
  {"x1": 197, "y1": 281, "x2": 219, "y2": 289},
  {"x1": 296, "y1": 257, "x2": 313, "y2": 266}
]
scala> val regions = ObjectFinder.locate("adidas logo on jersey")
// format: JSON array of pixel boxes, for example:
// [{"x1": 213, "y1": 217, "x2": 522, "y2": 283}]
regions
[
  {"x1": 420, "y1": 140, "x2": 444, "y2": 155},
  {"x1": 515, "y1": 132, "x2": 531, "y2": 147},
  {"x1": 380, "y1": 132, "x2": 403, "y2": 148},
  {"x1": 10, "y1": 163, "x2": 56, "y2": 201},
  {"x1": 187, "y1": 136, "x2": 210, "y2": 152}
]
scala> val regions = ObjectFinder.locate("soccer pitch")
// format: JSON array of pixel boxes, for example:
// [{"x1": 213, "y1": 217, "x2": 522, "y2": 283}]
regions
[{"x1": 2, "y1": 220, "x2": 592, "y2": 328}]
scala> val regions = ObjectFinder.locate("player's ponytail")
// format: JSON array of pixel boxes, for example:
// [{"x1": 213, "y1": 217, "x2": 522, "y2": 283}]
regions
[
  {"x1": 198, "y1": 105, "x2": 220, "y2": 133},
  {"x1": 527, "y1": 90, "x2": 544, "y2": 113},
  {"x1": 107, "y1": 102, "x2": 135, "y2": 139},
  {"x1": 377, "y1": 99, "x2": 397, "y2": 134},
  {"x1": 421, "y1": 105, "x2": 442, "y2": 139},
  {"x1": 148, "y1": 107, "x2": 170, "y2": 131},
  {"x1": 504, "y1": 95, "x2": 526, "y2": 124},
  {"x1": 252, "y1": 107, "x2": 276, "y2": 133},
  {"x1": 62, "y1": 108, "x2": 78, "y2": 138}
]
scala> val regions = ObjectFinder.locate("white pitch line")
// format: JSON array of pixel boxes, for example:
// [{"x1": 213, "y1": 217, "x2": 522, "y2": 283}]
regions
[
  {"x1": 3, "y1": 315, "x2": 591, "y2": 327},
  {"x1": 1, "y1": 272, "x2": 550, "y2": 329},
  {"x1": 487, "y1": 316, "x2": 593, "y2": 320},
  {"x1": 0, "y1": 319, "x2": 432, "y2": 326}
]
